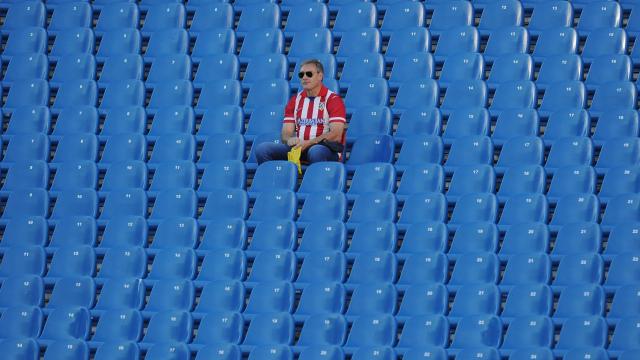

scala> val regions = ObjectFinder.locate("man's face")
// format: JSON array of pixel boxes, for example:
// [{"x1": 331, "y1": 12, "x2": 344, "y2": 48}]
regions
[{"x1": 299, "y1": 63, "x2": 323, "y2": 91}]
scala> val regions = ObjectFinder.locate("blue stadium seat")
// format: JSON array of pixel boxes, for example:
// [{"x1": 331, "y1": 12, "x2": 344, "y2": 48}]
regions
[
  {"x1": 545, "y1": 137, "x2": 593, "y2": 173},
  {"x1": 51, "y1": 106, "x2": 98, "y2": 137},
  {"x1": 392, "y1": 79, "x2": 438, "y2": 115},
  {"x1": 146, "y1": 55, "x2": 191, "y2": 88},
  {"x1": 192, "y1": 311, "x2": 243, "y2": 347},
  {"x1": 95, "y1": 28, "x2": 141, "y2": 61},
  {"x1": 498, "y1": 193, "x2": 548, "y2": 228},
  {"x1": 553, "y1": 284, "x2": 605, "y2": 320},
  {"x1": 491, "y1": 109, "x2": 539, "y2": 146},
  {"x1": 483, "y1": 26, "x2": 529, "y2": 62},
  {"x1": 245, "y1": 250, "x2": 296, "y2": 284},
  {"x1": 99, "y1": 161, "x2": 147, "y2": 193},
  {"x1": 332, "y1": 2, "x2": 376, "y2": 36},
  {"x1": 94, "y1": 342, "x2": 140, "y2": 360},
  {"x1": 189, "y1": 3, "x2": 233, "y2": 36},
  {"x1": 442, "y1": 108, "x2": 490, "y2": 144},
  {"x1": 99, "y1": 80, "x2": 145, "y2": 111},
  {"x1": 589, "y1": 81, "x2": 637, "y2": 116},
  {"x1": 0, "y1": 189, "x2": 49, "y2": 220},
  {"x1": 97, "y1": 55, "x2": 143, "y2": 88},
  {"x1": 195, "y1": 80, "x2": 242, "y2": 112},
  {"x1": 2, "y1": 2, "x2": 46, "y2": 32},
  {"x1": 345, "y1": 135, "x2": 395, "y2": 171},
  {"x1": 547, "y1": 166, "x2": 596, "y2": 202},
  {"x1": 93, "y1": 278, "x2": 145, "y2": 312},
  {"x1": 434, "y1": 26, "x2": 479, "y2": 61},
  {"x1": 607, "y1": 316, "x2": 640, "y2": 355},
  {"x1": 0, "y1": 216, "x2": 48, "y2": 249},
  {"x1": 343, "y1": 77, "x2": 389, "y2": 113},
  {"x1": 294, "y1": 282, "x2": 345, "y2": 320},
  {"x1": 238, "y1": 29, "x2": 284, "y2": 63},
  {"x1": 552, "y1": 253, "x2": 603, "y2": 289},
  {"x1": 141, "y1": 3, "x2": 186, "y2": 36},
  {"x1": 449, "y1": 315, "x2": 501, "y2": 349},
  {"x1": 604, "y1": 253, "x2": 640, "y2": 290},
  {"x1": 298, "y1": 346, "x2": 344, "y2": 360},
  {"x1": 396, "y1": 283, "x2": 448, "y2": 319},
  {"x1": 0, "y1": 306, "x2": 43, "y2": 339},
  {"x1": 143, "y1": 29, "x2": 189, "y2": 61},
  {"x1": 396, "y1": 315, "x2": 448, "y2": 349},
  {"x1": 198, "y1": 218, "x2": 247, "y2": 251},
  {"x1": 147, "y1": 106, "x2": 195, "y2": 139},
  {"x1": 0, "y1": 339, "x2": 39, "y2": 360},
  {"x1": 396, "y1": 164, "x2": 444, "y2": 201},
  {"x1": 194, "y1": 280, "x2": 245, "y2": 314},
  {"x1": 345, "y1": 252, "x2": 396, "y2": 287},
  {"x1": 542, "y1": 109, "x2": 590, "y2": 145},
  {"x1": 2, "y1": 53, "x2": 48, "y2": 86},
  {"x1": 497, "y1": 163, "x2": 547, "y2": 201},
  {"x1": 197, "y1": 160, "x2": 245, "y2": 195},
  {"x1": 347, "y1": 163, "x2": 395, "y2": 200},
  {"x1": 604, "y1": 222, "x2": 640, "y2": 260},
  {"x1": 448, "y1": 284, "x2": 500, "y2": 319},
  {"x1": 501, "y1": 284, "x2": 553, "y2": 320},
  {"x1": 380, "y1": 2, "x2": 425, "y2": 36},
  {"x1": 582, "y1": 27, "x2": 627, "y2": 63},
  {"x1": 51, "y1": 80, "x2": 97, "y2": 111},
  {"x1": 144, "y1": 279, "x2": 194, "y2": 313},
  {"x1": 607, "y1": 284, "x2": 640, "y2": 323},
  {"x1": 196, "y1": 249, "x2": 246, "y2": 283},
  {"x1": 95, "y1": 3, "x2": 139, "y2": 34},
  {"x1": 246, "y1": 220, "x2": 296, "y2": 254},
  {"x1": 145, "y1": 343, "x2": 190, "y2": 360},
  {"x1": 48, "y1": 2, "x2": 92, "y2": 33},
  {"x1": 48, "y1": 216, "x2": 97, "y2": 249},
  {"x1": 384, "y1": 27, "x2": 430, "y2": 63},
  {"x1": 99, "y1": 189, "x2": 147, "y2": 220},
  {"x1": 191, "y1": 29, "x2": 236, "y2": 62},
  {"x1": 347, "y1": 191, "x2": 397, "y2": 226},
  {"x1": 396, "y1": 252, "x2": 448, "y2": 287},
  {"x1": 287, "y1": 28, "x2": 333, "y2": 63},
  {"x1": 242, "y1": 54, "x2": 287, "y2": 89},
  {"x1": 200, "y1": 188, "x2": 248, "y2": 222},
  {"x1": 448, "y1": 253, "x2": 500, "y2": 287},
  {"x1": 593, "y1": 109, "x2": 639, "y2": 146},
  {"x1": 1, "y1": 161, "x2": 49, "y2": 194},
  {"x1": 283, "y1": 4, "x2": 328, "y2": 36},
  {"x1": 336, "y1": 28, "x2": 381, "y2": 63},
  {"x1": 146, "y1": 80, "x2": 193, "y2": 113},
  {"x1": 585, "y1": 54, "x2": 632, "y2": 90},
  {"x1": 397, "y1": 222, "x2": 447, "y2": 256},
  {"x1": 148, "y1": 217, "x2": 198, "y2": 250},
  {"x1": 500, "y1": 316, "x2": 553, "y2": 352},
  {"x1": 441, "y1": 80, "x2": 487, "y2": 115},
  {"x1": 3, "y1": 79, "x2": 49, "y2": 112},
  {"x1": 0, "y1": 275, "x2": 44, "y2": 309},
  {"x1": 146, "y1": 248, "x2": 196, "y2": 281},
  {"x1": 527, "y1": 1, "x2": 573, "y2": 35},
  {"x1": 438, "y1": 53, "x2": 484, "y2": 89},
  {"x1": 343, "y1": 314, "x2": 396, "y2": 350},
  {"x1": 99, "y1": 134, "x2": 146, "y2": 165},
  {"x1": 448, "y1": 222, "x2": 499, "y2": 256},
  {"x1": 428, "y1": 1, "x2": 473, "y2": 36},
  {"x1": 596, "y1": 138, "x2": 640, "y2": 174},
  {"x1": 395, "y1": 135, "x2": 443, "y2": 172},
  {"x1": 236, "y1": 3, "x2": 280, "y2": 38},
  {"x1": 39, "y1": 306, "x2": 90, "y2": 341},
  {"x1": 339, "y1": 53, "x2": 384, "y2": 90},
  {"x1": 247, "y1": 345, "x2": 293, "y2": 360},
  {"x1": 42, "y1": 340, "x2": 89, "y2": 360},
  {"x1": 478, "y1": 0, "x2": 523, "y2": 34},
  {"x1": 535, "y1": 54, "x2": 583, "y2": 89},
  {"x1": 148, "y1": 134, "x2": 195, "y2": 165},
  {"x1": 577, "y1": 1, "x2": 621, "y2": 37},
  {"x1": 347, "y1": 106, "x2": 392, "y2": 143},
  {"x1": 449, "y1": 193, "x2": 498, "y2": 227},
  {"x1": 297, "y1": 220, "x2": 346, "y2": 255},
  {"x1": 4, "y1": 105, "x2": 50, "y2": 136},
  {"x1": 297, "y1": 162, "x2": 346, "y2": 198},
  {"x1": 295, "y1": 250, "x2": 346, "y2": 286},
  {"x1": 98, "y1": 216, "x2": 147, "y2": 250},
  {"x1": 244, "y1": 79, "x2": 290, "y2": 113},
  {"x1": 141, "y1": 310, "x2": 192, "y2": 344},
  {"x1": 532, "y1": 27, "x2": 578, "y2": 62},
  {"x1": 196, "y1": 105, "x2": 243, "y2": 138},
  {"x1": 296, "y1": 313, "x2": 347, "y2": 348},
  {"x1": 347, "y1": 221, "x2": 396, "y2": 255},
  {"x1": 248, "y1": 160, "x2": 297, "y2": 196},
  {"x1": 388, "y1": 53, "x2": 434, "y2": 89},
  {"x1": 489, "y1": 80, "x2": 536, "y2": 116},
  {"x1": 91, "y1": 309, "x2": 142, "y2": 343},
  {"x1": 444, "y1": 136, "x2": 493, "y2": 172},
  {"x1": 486, "y1": 53, "x2": 533, "y2": 88},
  {"x1": 51, "y1": 134, "x2": 99, "y2": 164},
  {"x1": 242, "y1": 313, "x2": 294, "y2": 347},
  {"x1": 554, "y1": 316, "x2": 607, "y2": 353},
  {"x1": 1, "y1": 27, "x2": 47, "y2": 60},
  {"x1": 46, "y1": 246, "x2": 95, "y2": 280},
  {"x1": 246, "y1": 189, "x2": 296, "y2": 224},
  {"x1": 49, "y1": 28, "x2": 95, "y2": 62}
]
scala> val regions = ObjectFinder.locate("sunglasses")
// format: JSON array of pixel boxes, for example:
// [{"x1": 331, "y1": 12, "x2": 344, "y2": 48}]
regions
[{"x1": 298, "y1": 71, "x2": 315, "y2": 79}]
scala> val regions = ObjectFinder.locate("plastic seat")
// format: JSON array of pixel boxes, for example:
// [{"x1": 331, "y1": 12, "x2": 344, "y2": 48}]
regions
[
  {"x1": 498, "y1": 193, "x2": 548, "y2": 228},
  {"x1": 146, "y1": 80, "x2": 193, "y2": 113},
  {"x1": 547, "y1": 166, "x2": 596, "y2": 203},
  {"x1": 98, "y1": 216, "x2": 147, "y2": 249},
  {"x1": 99, "y1": 189, "x2": 148, "y2": 220},
  {"x1": 191, "y1": 29, "x2": 236, "y2": 62},
  {"x1": 2, "y1": 53, "x2": 48, "y2": 86},
  {"x1": 449, "y1": 193, "x2": 498, "y2": 227},
  {"x1": 383, "y1": 27, "x2": 430, "y2": 63},
  {"x1": 238, "y1": 29, "x2": 284, "y2": 63},
  {"x1": 141, "y1": 310, "x2": 192, "y2": 344},
  {"x1": 48, "y1": 216, "x2": 97, "y2": 249},
  {"x1": 143, "y1": 279, "x2": 194, "y2": 313},
  {"x1": 4, "y1": 105, "x2": 50, "y2": 136},
  {"x1": 604, "y1": 253, "x2": 640, "y2": 290},
  {"x1": 198, "y1": 218, "x2": 246, "y2": 252},
  {"x1": 146, "y1": 55, "x2": 191, "y2": 89},
  {"x1": 346, "y1": 106, "x2": 392, "y2": 143},
  {"x1": 192, "y1": 311, "x2": 243, "y2": 347},
  {"x1": 449, "y1": 315, "x2": 502, "y2": 349},
  {"x1": 554, "y1": 316, "x2": 607, "y2": 352},
  {"x1": 93, "y1": 278, "x2": 145, "y2": 312},
  {"x1": 554, "y1": 284, "x2": 605, "y2": 320},
  {"x1": 343, "y1": 78, "x2": 389, "y2": 114},
  {"x1": 295, "y1": 251, "x2": 346, "y2": 286},
  {"x1": 3, "y1": 79, "x2": 49, "y2": 112},
  {"x1": 196, "y1": 249, "x2": 246, "y2": 283},
  {"x1": 448, "y1": 222, "x2": 499, "y2": 256},
  {"x1": 589, "y1": 81, "x2": 637, "y2": 116},
  {"x1": 593, "y1": 109, "x2": 639, "y2": 146},
  {"x1": 0, "y1": 305, "x2": 43, "y2": 339},
  {"x1": 243, "y1": 79, "x2": 290, "y2": 113},
  {"x1": 189, "y1": 3, "x2": 233, "y2": 36},
  {"x1": 535, "y1": 54, "x2": 583, "y2": 90},
  {"x1": 296, "y1": 162, "x2": 345, "y2": 198},
  {"x1": 491, "y1": 109, "x2": 539, "y2": 146},
  {"x1": 145, "y1": 343, "x2": 190, "y2": 360},
  {"x1": 196, "y1": 105, "x2": 243, "y2": 138},
  {"x1": 395, "y1": 164, "x2": 444, "y2": 201},
  {"x1": 501, "y1": 284, "x2": 553, "y2": 320},
  {"x1": 489, "y1": 80, "x2": 536, "y2": 116},
  {"x1": 241, "y1": 54, "x2": 286, "y2": 90},
  {"x1": 428, "y1": 1, "x2": 473, "y2": 36},
  {"x1": 244, "y1": 281, "x2": 295, "y2": 316},
  {"x1": 600, "y1": 166, "x2": 640, "y2": 206},
  {"x1": 48, "y1": 2, "x2": 92, "y2": 33},
  {"x1": 1, "y1": 27, "x2": 47, "y2": 60},
  {"x1": 380, "y1": 2, "x2": 424, "y2": 36},
  {"x1": 91, "y1": 309, "x2": 142, "y2": 343},
  {"x1": 390, "y1": 53, "x2": 433, "y2": 90},
  {"x1": 1, "y1": 161, "x2": 49, "y2": 194},
  {"x1": 242, "y1": 313, "x2": 294, "y2": 347},
  {"x1": 582, "y1": 27, "x2": 627, "y2": 63},
  {"x1": 194, "y1": 280, "x2": 245, "y2": 315},
  {"x1": 295, "y1": 191, "x2": 345, "y2": 228},
  {"x1": 392, "y1": 79, "x2": 438, "y2": 115},
  {"x1": 577, "y1": 2, "x2": 621, "y2": 37},
  {"x1": 394, "y1": 135, "x2": 443, "y2": 173},
  {"x1": 434, "y1": 26, "x2": 479, "y2": 62},
  {"x1": 339, "y1": 53, "x2": 384, "y2": 90},
  {"x1": 141, "y1": 3, "x2": 186, "y2": 35},
  {"x1": 199, "y1": 188, "x2": 248, "y2": 222},
  {"x1": 245, "y1": 220, "x2": 296, "y2": 254},
  {"x1": 601, "y1": 193, "x2": 640, "y2": 230},
  {"x1": 440, "y1": 80, "x2": 487, "y2": 115},
  {"x1": 95, "y1": 3, "x2": 139, "y2": 34},
  {"x1": 0, "y1": 339, "x2": 39, "y2": 360},
  {"x1": 198, "y1": 134, "x2": 245, "y2": 165},
  {"x1": 94, "y1": 342, "x2": 140, "y2": 360},
  {"x1": 542, "y1": 109, "x2": 590, "y2": 145},
  {"x1": 486, "y1": 53, "x2": 533, "y2": 88},
  {"x1": 448, "y1": 283, "x2": 500, "y2": 320},
  {"x1": 552, "y1": 253, "x2": 603, "y2": 289},
  {"x1": 2, "y1": 2, "x2": 46, "y2": 32},
  {"x1": 396, "y1": 251, "x2": 448, "y2": 287},
  {"x1": 146, "y1": 248, "x2": 196, "y2": 281},
  {"x1": 532, "y1": 27, "x2": 578, "y2": 61},
  {"x1": 197, "y1": 161, "x2": 245, "y2": 196},
  {"x1": 245, "y1": 250, "x2": 296, "y2": 284},
  {"x1": 345, "y1": 134, "x2": 394, "y2": 171},
  {"x1": 99, "y1": 80, "x2": 145, "y2": 110},
  {"x1": 42, "y1": 340, "x2": 89, "y2": 360},
  {"x1": 0, "y1": 217, "x2": 47, "y2": 250},
  {"x1": 395, "y1": 283, "x2": 447, "y2": 319},
  {"x1": 143, "y1": 29, "x2": 189, "y2": 61},
  {"x1": 145, "y1": 161, "x2": 193, "y2": 192},
  {"x1": 39, "y1": 306, "x2": 90, "y2": 341},
  {"x1": 95, "y1": 28, "x2": 141, "y2": 61},
  {"x1": 347, "y1": 163, "x2": 395, "y2": 199},
  {"x1": 585, "y1": 54, "x2": 632, "y2": 90},
  {"x1": 396, "y1": 222, "x2": 447, "y2": 256},
  {"x1": 50, "y1": 106, "x2": 99, "y2": 136},
  {"x1": 596, "y1": 137, "x2": 640, "y2": 174},
  {"x1": 528, "y1": 1, "x2": 573, "y2": 35},
  {"x1": 51, "y1": 80, "x2": 97, "y2": 112},
  {"x1": 335, "y1": 28, "x2": 381, "y2": 63},
  {"x1": 483, "y1": 26, "x2": 529, "y2": 62},
  {"x1": 442, "y1": 108, "x2": 490, "y2": 144},
  {"x1": 478, "y1": 0, "x2": 523, "y2": 34},
  {"x1": 149, "y1": 217, "x2": 198, "y2": 250},
  {"x1": 346, "y1": 191, "x2": 396, "y2": 226},
  {"x1": 49, "y1": 28, "x2": 94, "y2": 61},
  {"x1": 46, "y1": 246, "x2": 95, "y2": 280},
  {"x1": 246, "y1": 189, "x2": 296, "y2": 224},
  {"x1": 444, "y1": 136, "x2": 493, "y2": 172},
  {"x1": 51, "y1": 134, "x2": 98, "y2": 165},
  {"x1": 1, "y1": 189, "x2": 49, "y2": 220},
  {"x1": 396, "y1": 314, "x2": 448, "y2": 350},
  {"x1": 99, "y1": 134, "x2": 146, "y2": 165},
  {"x1": 607, "y1": 284, "x2": 640, "y2": 324},
  {"x1": 331, "y1": 2, "x2": 376, "y2": 36},
  {"x1": 344, "y1": 251, "x2": 395, "y2": 287},
  {"x1": 0, "y1": 275, "x2": 44, "y2": 309},
  {"x1": 99, "y1": 107, "x2": 145, "y2": 137},
  {"x1": 545, "y1": 137, "x2": 593, "y2": 173},
  {"x1": 99, "y1": 161, "x2": 147, "y2": 193},
  {"x1": 448, "y1": 253, "x2": 499, "y2": 287},
  {"x1": 293, "y1": 282, "x2": 345, "y2": 320},
  {"x1": 343, "y1": 314, "x2": 396, "y2": 350},
  {"x1": 195, "y1": 80, "x2": 242, "y2": 112},
  {"x1": 236, "y1": 3, "x2": 280, "y2": 38},
  {"x1": 501, "y1": 316, "x2": 553, "y2": 351},
  {"x1": 287, "y1": 28, "x2": 333, "y2": 63},
  {"x1": 283, "y1": 2, "x2": 328, "y2": 34}
]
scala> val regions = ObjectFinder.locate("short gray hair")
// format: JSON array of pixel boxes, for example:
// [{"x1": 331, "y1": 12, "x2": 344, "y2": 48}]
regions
[{"x1": 300, "y1": 59, "x2": 324, "y2": 74}]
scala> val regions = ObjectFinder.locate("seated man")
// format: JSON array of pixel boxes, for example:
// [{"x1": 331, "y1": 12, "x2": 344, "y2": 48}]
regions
[{"x1": 255, "y1": 58, "x2": 346, "y2": 164}]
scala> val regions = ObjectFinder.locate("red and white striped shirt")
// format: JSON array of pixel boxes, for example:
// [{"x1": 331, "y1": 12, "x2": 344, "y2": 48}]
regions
[{"x1": 283, "y1": 85, "x2": 347, "y2": 145}]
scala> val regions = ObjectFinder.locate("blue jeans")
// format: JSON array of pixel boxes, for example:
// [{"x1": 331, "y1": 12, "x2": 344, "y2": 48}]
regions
[{"x1": 255, "y1": 142, "x2": 338, "y2": 165}]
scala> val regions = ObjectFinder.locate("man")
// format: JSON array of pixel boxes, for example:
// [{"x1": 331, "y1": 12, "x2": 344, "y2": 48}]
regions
[{"x1": 255, "y1": 59, "x2": 346, "y2": 164}]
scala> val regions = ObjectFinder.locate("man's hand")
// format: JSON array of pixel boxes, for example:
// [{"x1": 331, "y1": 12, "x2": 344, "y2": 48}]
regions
[
  {"x1": 286, "y1": 137, "x2": 300, "y2": 146},
  {"x1": 297, "y1": 140, "x2": 313, "y2": 151}
]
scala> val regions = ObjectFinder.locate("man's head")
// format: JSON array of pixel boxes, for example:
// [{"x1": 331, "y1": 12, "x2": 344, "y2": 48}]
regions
[{"x1": 298, "y1": 59, "x2": 324, "y2": 93}]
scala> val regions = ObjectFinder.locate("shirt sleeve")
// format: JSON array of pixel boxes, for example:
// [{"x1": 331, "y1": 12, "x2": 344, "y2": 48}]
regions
[
  {"x1": 326, "y1": 94, "x2": 346, "y2": 124},
  {"x1": 283, "y1": 95, "x2": 296, "y2": 124}
]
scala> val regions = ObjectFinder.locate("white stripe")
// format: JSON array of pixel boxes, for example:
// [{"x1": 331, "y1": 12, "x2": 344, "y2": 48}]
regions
[{"x1": 312, "y1": 96, "x2": 321, "y2": 120}]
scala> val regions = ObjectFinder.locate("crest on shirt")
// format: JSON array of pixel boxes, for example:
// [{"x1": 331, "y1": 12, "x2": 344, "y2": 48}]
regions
[{"x1": 318, "y1": 102, "x2": 325, "y2": 111}]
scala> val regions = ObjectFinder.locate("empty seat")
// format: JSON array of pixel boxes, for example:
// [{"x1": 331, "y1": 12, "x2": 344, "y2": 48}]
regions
[
  {"x1": 434, "y1": 26, "x2": 479, "y2": 61},
  {"x1": 99, "y1": 216, "x2": 147, "y2": 249},
  {"x1": 345, "y1": 135, "x2": 395, "y2": 171},
  {"x1": 344, "y1": 77, "x2": 389, "y2": 112},
  {"x1": 501, "y1": 284, "x2": 553, "y2": 320},
  {"x1": 444, "y1": 136, "x2": 493, "y2": 172},
  {"x1": 247, "y1": 345, "x2": 293, "y2": 360},
  {"x1": 596, "y1": 137, "x2": 640, "y2": 174},
  {"x1": 93, "y1": 278, "x2": 145, "y2": 311},
  {"x1": 49, "y1": 28, "x2": 95, "y2": 61},
  {"x1": 449, "y1": 315, "x2": 502, "y2": 349},
  {"x1": 42, "y1": 340, "x2": 89, "y2": 360},
  {"x1": 380, "y1": 2, "x2": 424, "y2": 36},
  {"x1": 47, "y1": 54, "x2": 95, "y2": 86},
  {"x1": 95, "y1": 28, "x2": 141, "y2": 61},
  {"x1": 143, "y1": 29, "x2": 189, "y2": 61},
  {"x1": 3, "y1": 79, "x2": 49, "y2": 112},
  {"x1": 0, "y1": 216, "x2": 48, "y2": 249},
  {"x1": 0, "y1": 275, "x2": 44, "y2": 309},
  {"x1": 498, "y1": 193, "x2": 548, "y2": 228},
  {"x1": 198, "y1": 218, "x2": 247, "y2": 252},
  {"x1": 347, "y1": 106, "x2": 393, "y2": 143},
  {"x1": 297, "y1": 162, "x2": 346, "y2": 198},
  {"x1": 99, "y1": 80, "x2": 145, "y2": 110},
  {"x1": 242, "y1": 313, "x2": 294, "y2": 347},
  {"x1": 396, "y1": 251, "x2": 448, "y2": 287},
  {"x1": 196, "y1": 249, "x2": 246, "y2": 283},
  {"x1": 582, "y1": 27, "x2": 627, "y2": 63},
  {"x1": 347, "y1": 222, "x2": 396, "y2": 256},
  {"x1": 604, "y1": 253, "x2": 640, "y2": 290},
  {"x1": 589, "y1": 81, "x2": 637, "y2": 116},
  {"x1": 535, "y1": 54, "x2": 583, "y2": 90},
  {"x1": 287, "y1": 28, "x2": 333, "y2": 63},
  {"x1": 332, "y1": 2, "x2": 376, "y2": 36},
  {"x1": 242, "y1": 54, "x2": 286, "y2": 89},
  {"x1": 298, "y1": 346, "x2": 344, "y2": 360},
  {"x1": 528, "y1": 1, "x2": 573, "y2": 35},
  {"x1": 592, "y1": 109, "x2": 639, "y2": 146},
  {"x1": 197, "y1": 161, "x2": 245, "y2": 196},
  {"x1": 442, "y1": 108, "x2": 490, "y2": 144},
  {"x1": 195, "y1": 80, "x2": 242, "y2": 112},
  {"x1": 545, "y1": 137, "x2": 593, "y2": 173},
  {"x1": 283, "y1": 3, "x2": 328, "y2": 35},
  {"x1": 347, "y1": 191, "x2": 397, "y2": 226},
  {"x1": 52, "y1": 134, "x2": 98, "y2": 164},
  {"x1": 392, "y1": 79, "x2": 438, "y2": 115},
  {"x1": 191, "y1": 29, "x2": 236, "y2": 62},
  {"x1": 428, "y1": 1, "x2": 473, "y2": 36},
  {"x1": 244, "y1": 79, "x2": 290, "y2": 113},
  {"x1": 48, "y1": 2, "x2": 92, "y2": 33},
  {"x1": 99, "y1": 189, "x2": 148, "y2": 220},
  {"x1": 478, "y1": 0, "x2": 523, "y2": 34},
  {"x1": 396, "y1": 314, "x2": 448, "y2": 349},
  {"x1": 1, "y1": 188, "x2": 49, "y2": 220},
  {"x1": 2, "y1": 2, "x2": 46, "y2": 32},
  {"x1": 440, "y1": 80, "x2": 487, "y2": 115},
  {"x1": 0, "y1": 339, "x2": 39, "y2": 360},
  {"x1": 4, "y1": 105, "x2": 50, "y2": 135},
  {"x1": 236, "y1": 3, "x2": 280, "y2": 37},
  {"x1": 238, "y1": 29, "x2": 284, "y2": 63},
  {"x1": 149, "y1": 217, "x2": 198, "y2": 250},
  {"x1": 343, "y1": 314, "x2": 396, "y2": 350},
  {"x1": 578, "y1": 2, "x2": 622, "y2": 37},
  {"x1": 141, "y1": 3, "x2": 186, "y2": 35},
  {"x1": 542, "y1": 109, "x2": 590, "y2": 145},
  {"x1": 146, "y1": 248, "x2": 196, "y2": 281},
  {"x1": 347, "y1": 163, "x2": 395, "y2": 199},
  {"x1": 99, "y1": 107, "x2": 146, "y2": 137},
  {"x1": 489, "y1": 80, "x2": 536, "y2": 116},
  {"x1": 483, "y1": 26, "x2": 529, "y2": 61},
  {"x1": 384, "y1": 27, "x2": 431, "y2": 63},
  {"x1": 193, "y1": 280, "x2": 244, "y2": 315},
  {"x1": 39, "y1": 306, "x2": 90, "y2": 341},
  {"x1": 145, "y1": 343, "x2": 190, "y2": 360},
  {"x1": 99, "y1": 134, "x2": 146, "y2": 165},
  {"x1": 553, "y1": 284, "x2": 605, "y2": 320},
  {"x1": 553, "y1": 253, "x2": 604, "y2": 289},
  {"x1": 196, "y1": 105, "x2": 243, "y2": 138},
  {"x1": 1, "y1": 161, "x2": 49, "y2": 193},
  {"x1": 99, "y1": 161, "x2": 147, "y2": 193},
  {"x1": 554, "y1": 316, "x2": 607, "y2": 352},
  {"x1": 601, "y1": 194, "x2": 640, "y2": 230},
  {"x1": 396, "y1": 164, "x2": 444, "y2": 201},
  {"x1": 339, "y1": 53, "x2": 384, "y2": 90},
  {"x1": 146, "y1": 55, "x2": 191, "y2": 88},
  {"x1": 200, "y1": 188, "x2": 248, "y2": 222},
  {"x1": 500, "y1": 316, "x2": 553, "y2": 351},
  {"x1": 448, "y1": 222, "x2": 499, "y2": 256},
  {"x1": 532, "y1": 27, "x2": 578, "y2": 61},
  {"x1": 388, "y1": 53, "x2": 434, "y2": 89},
  {"x1": 192, "y1": 311, "x2": 243, "y2": 347},
  {"x1": 448, "y1": 253, "x2": 500, "y2": 287},
  {"x1": 600, "y1": 166, "x2": 640, "y2": 205},
  {"x1": 46, "y1": 246, "x2": 95, "y2": 280},
  {"x1": 547, "y1": 166, "x2": 596, "y2": 202},
  {"x1": 585, "y1": 54, "x2": 632, "y2": 90},
  {"x1": 0, "y1": 305, "x2": 43, "y2": 339},
  {"x1": 91, "y1": 309, "x2": 142, "y2": 343},
  {"x1": 95, "y1": 3, "x2": 139, "y2": 34},
  {"x1": 48, "y1": 216, "x2": 97, "y2": 249},
  {"x1": 51, "y1": 106, "x2": 99, "y2": 136},
  {"x1": 449, "y1": 193, "x2": 498, "y2": 226},
  {"x1": 2, "y1": 53, "x2": 48, "y2": 86},
  {"x1": 245, "y1": 250, "x2": 296, "y2": 284},
  {"x1": 486, "y1": 53, "x2": 533, "y2": 88},
  {"x1": 491, "y1": 109, "x2": 539, "y2": 146},
  {"x1": 141, "y1": 310, "x2": 192, "y2": 344},
  {"x1": 448, "y1": 283, "x2": 500, "y2": 320}
]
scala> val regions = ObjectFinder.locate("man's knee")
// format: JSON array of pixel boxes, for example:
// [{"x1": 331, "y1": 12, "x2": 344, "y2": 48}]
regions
[{"x1": 307, "y1": 145, "x2": 337, "y2": 163}]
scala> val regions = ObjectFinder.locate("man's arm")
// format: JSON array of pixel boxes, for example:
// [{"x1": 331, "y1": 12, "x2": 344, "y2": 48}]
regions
[
  {"x1": 281, "y1": 123, "x2": 299, "y2": 146},
  {"x1": 297, "y1": 122, "x2": 345, "y2": 151}
]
